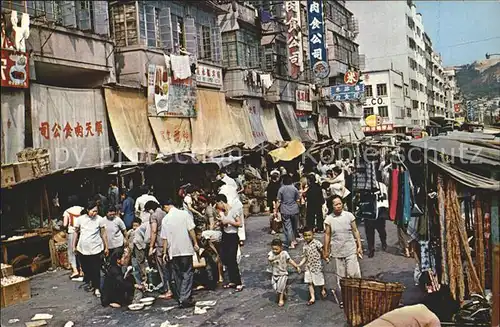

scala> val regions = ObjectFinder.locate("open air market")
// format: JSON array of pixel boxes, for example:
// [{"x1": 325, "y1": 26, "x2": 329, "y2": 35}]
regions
[{"x1": 0, "y1": 1, "x2": 499, "y2": 326}]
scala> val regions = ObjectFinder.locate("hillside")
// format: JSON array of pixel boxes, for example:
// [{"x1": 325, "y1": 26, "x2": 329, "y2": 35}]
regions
[{"x1": 456, "y1": 59, "x2": 500, "y2": 99}]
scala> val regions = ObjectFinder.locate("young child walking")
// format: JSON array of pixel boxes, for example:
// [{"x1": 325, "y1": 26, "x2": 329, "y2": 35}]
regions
[
  {"x1": 268, "y1": 239, "x2": 301, "y2": 307},
  {"x1": 298, "y1": 227, "x2": 327, "y2": 305}
]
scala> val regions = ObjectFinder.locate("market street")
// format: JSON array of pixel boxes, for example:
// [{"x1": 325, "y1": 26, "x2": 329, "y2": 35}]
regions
[{"x1": 0, "y1": 215, "x2": 421, "y2": 327}]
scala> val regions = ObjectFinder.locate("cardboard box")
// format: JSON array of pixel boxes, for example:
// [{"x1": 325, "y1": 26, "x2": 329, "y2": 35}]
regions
[
  {"x1": 13, "y1": 161, "x2": 34, "y2": 183},
  {"x1": 0, "y1": 264, "x2": 14, "y2": 278},
  {"x1": 1, "y1": 165, "x2": 16, "y2": 188},
  {"x1": 0, "y1": 277, "x2": 31, "y2": 308}
]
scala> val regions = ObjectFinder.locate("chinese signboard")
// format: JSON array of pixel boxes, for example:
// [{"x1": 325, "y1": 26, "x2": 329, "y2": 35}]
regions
[
  {"x1": 362, "y1": 124, "x2": 394, "y2": 133},
  {"x1": 324, "y1": 83, "x2": 366, "y2": 101},
  {"x1": 307, "y1": 0, "x2": 329, "y2": 80},
  {"x1": 195, "y1": 63, "x2": 222, "y2": 87},
  {"x1": 296, "y1": 86, "x2": 312, "y2": 111},
  {"x1": 285, "y1": 1, "x2": 303, "y2": 79},
  {"x1": 147, "y1": 61, "x2": 197, "y2": 118},
  {"x1": 454, "y1": 103, "x2": 460, "y2": 113},
  {"x1": 31, "y1": 84, "x2": 111, "y2": 170},
  {"x1": 148, "y1": 117, "x2": 191, "y2": 155},
  {"x1": 296, "y1": 110, "x2": 318, "y2": 141},
  {"x1": 344, "y1": 70, "x2": 360, "y2": 86},
  {"x1": 1, "y1": 49, "x2": 29, "y2": 88}
]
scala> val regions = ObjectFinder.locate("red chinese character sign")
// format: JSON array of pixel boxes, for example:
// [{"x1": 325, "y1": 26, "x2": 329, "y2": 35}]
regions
[
  {"x1": 1, "y1": 49, "x2": 29, "y2": 88},
  {"x1": 285, "y1": 1, "x2": 304, "y2": 80},
  {"x1": 148, "y1": 117, "x2": 191, "y2": 155},
  {"x1": 344, "y1": 70, "x2": 360, "y2": 86},
  {"x1": 30, "y1": 84, "x2": 111, "y2": 170}
]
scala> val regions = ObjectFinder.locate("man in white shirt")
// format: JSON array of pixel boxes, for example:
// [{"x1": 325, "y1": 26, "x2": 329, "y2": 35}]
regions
[
  {"x1": 365, "y1": 181, "x2": 388, "y2": 258},
  {"x1": 134, "y1": 186, "x2": 159, "y2": 221},
  {"x1": 161, "y1": 199, "x2": 199, "y2": 308}
]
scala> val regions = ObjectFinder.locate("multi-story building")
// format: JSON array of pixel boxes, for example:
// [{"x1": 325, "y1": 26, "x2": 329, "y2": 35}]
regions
[
  {"x1": 444, "y1": 67, "x2": 460, "y2": 119},
  {"x1": 348, "y1": 0, "x2": 434, "y2": 131},
  {"x1": 1, "y1": 0, "x2": 115, "y2": 168},
  {"x1": 360, "y1": 69, "x2": 407, "y2": 134},
  {"x1": 431, "y1": 51, "x2": 447, "y2": 118}
]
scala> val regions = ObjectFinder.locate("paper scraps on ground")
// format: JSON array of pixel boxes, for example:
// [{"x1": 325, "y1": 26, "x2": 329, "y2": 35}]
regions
[
  {"x1": 8, "y1": 319, "x2": 20, "y2": 323},
  {"x1": 175, "y1": 315, "x2": 188, "y2": 319},
  {"x1": 160, "y1": 321, "x2": 180, "y2": 327},
  {"x1": 25, "y1": 321, "x2": 47, "y2": 327},
  {"x1": 63, "y1": 322, "x2": 74, "y2": 327},
  {"x1": 31, "y1": 314, "x2": 53, "y2": 321},
  {"x1": 160, "y1": 306, "x2": 177, "y2": 312},
  {"x1": 194, "y1": 306, "x2": 214, "y2": 315},
  {"x1": 195, "y1": 300, "x2": 217, "y2": 306}
]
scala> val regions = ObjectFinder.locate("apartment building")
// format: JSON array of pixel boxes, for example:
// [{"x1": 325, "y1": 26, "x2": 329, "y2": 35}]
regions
[
  {"x1": 348, "y1": 0, "x2": 433, "y2": 130},
  {"x1": 360, "y1": 69, "x2": 407, "y2": 134},
  {"x1": 444, "y1": 67, "x2": 460, "y2": 119},
  {"x1": 2, "y1": 0, "x2": 115, "y2": 168}
]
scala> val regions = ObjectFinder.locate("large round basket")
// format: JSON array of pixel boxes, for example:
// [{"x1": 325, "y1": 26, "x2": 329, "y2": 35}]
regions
[{"x1": 340, "y1": 278, "x2": 405, "y2": 327}]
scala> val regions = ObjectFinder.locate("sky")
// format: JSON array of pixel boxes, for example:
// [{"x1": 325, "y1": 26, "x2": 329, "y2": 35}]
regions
[{"x1": 416, "y1": 1, "x2": 500, "y2": 67}]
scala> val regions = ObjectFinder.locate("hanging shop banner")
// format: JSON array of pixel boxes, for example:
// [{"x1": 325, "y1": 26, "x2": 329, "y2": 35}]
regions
[
  {"x1": 148, "y1": 117, "x2": 191, "y2": 155},
  {"x1": 226, "y1": 100, "x2": 256, "y2": 149},
  {"x1": 261, "y1": 104, "x2": 283, "y2": 143},
  {"x1": 104, "y1": 88, "x2": 157, "y2": 162},
  {"x1": 195, "y1": 63, "x2": 222, "y2": 88},
  {"x1": 285, "y1": 1, "x2": 303, "y2": 79},
  {"x1": 295, "y1": 110, "x2": 318, "y2": 141},
  {"x1": 1, "y1": 91, "x2": 25, "y2": 164},
  {"x1": 31, "y1": 84, "x2": 111, "y2": 170},
  {"x1": 317, "y1": 106, "x2": 330, "y2": 137},
  {"x1": 1, "y1": 49, "x2": 29, "y2": 88},
  {"x1": 277, "y1": 103, "x2": 312, "y2": 142},
  {"x1": 296, "y1": 86, "x2": 312, "y2": 111},
  {"x1": 147, "y1": 63, "x2": 197, "y2": 118},
  {"x1": 246, "y1": 99, "x2": 268, "y2": 146},
  {"x1": 307, "y1": 0, "x2": 329, "y2": 79}
]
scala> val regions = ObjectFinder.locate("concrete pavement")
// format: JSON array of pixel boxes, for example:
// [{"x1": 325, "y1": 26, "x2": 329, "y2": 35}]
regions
[{"x1": 0, "y1": 215, "x2": 423, "y2": 327}]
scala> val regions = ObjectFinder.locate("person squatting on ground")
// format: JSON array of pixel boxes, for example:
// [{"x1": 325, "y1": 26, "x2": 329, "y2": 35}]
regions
[
  {"x1": 268, "y1": 239, "x2": 300, "y2": 307},
  {"x1": 298, "y1": 227, "x2": 327, "y2": 306},
  {"x1": 323, "y1": 195, "x2": 363, "y2": 309},
  {"x1": 73, "y1": 200, "x2": 109, "y2": 298},
  {"x1": 101, "y1": 248, "x2": 135, "y2": 308}
]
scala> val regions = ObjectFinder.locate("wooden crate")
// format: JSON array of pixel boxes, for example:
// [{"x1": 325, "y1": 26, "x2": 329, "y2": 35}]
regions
[
  {"x1": 13, "y1": 161, "x2": 35, "y2": 183},
  {"x1": 0, "y1": 278, "x2": 31, "y2": 308},
  {"x1": 1, "y1": 165, "x2": 16, "y2": 188},
  {"x1": 0, "y1": 264, "x2": 14, "y2": 278}
]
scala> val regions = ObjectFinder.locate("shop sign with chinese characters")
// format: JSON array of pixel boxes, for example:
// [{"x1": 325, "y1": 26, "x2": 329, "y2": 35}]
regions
[
  {"x1": 325, "y1": 83, "x2": 365, "y2": 101},
  {"x1": 285, "y1": 1, "x2": 303, "y2": 79},
  {"x1": 195, "y1": 64, "x2": 222, "y2": 88},
  {"x1": 1, "y1": 49, "x2": 29, "y2": 88},
  {"x1": 362, "y1": 124, "x2": 394, "y2": 133},
  {"x1": 296, "y1": 88, "x2": 312, "y2": 111},
  {"x1": 307, "y1": 0, "x2": 329, "y2": 79}
]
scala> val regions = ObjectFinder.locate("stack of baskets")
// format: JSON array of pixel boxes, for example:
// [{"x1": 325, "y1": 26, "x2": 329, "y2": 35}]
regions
[
  {"x1": 16, "y1": 148, "x2": 50, "y2": 177},
  {"x1": 340, "y1": 278, "x2": 405, "y2": 327}
]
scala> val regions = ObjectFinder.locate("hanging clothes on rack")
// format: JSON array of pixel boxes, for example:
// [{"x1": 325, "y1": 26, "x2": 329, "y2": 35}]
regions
[
  {"x1": 402, "y1": 170, "x2": 412, "y2": 227},
  {"x1": 389, "y1": 168, "x2": 400, "y2": 221}
]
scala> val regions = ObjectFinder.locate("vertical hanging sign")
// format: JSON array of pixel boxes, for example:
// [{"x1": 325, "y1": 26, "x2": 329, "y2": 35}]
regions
[
  {"x1": 307, "y1": 0, "x2": 329, "y2": 79},
  {"x1": 285, "y1": 1, "x2": 303, "y2": 80}
]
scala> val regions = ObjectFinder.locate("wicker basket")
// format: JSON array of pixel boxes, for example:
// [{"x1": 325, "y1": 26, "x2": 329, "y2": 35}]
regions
[{"x1": 340, "y1": 278, "x2": 405, "y2": 327}]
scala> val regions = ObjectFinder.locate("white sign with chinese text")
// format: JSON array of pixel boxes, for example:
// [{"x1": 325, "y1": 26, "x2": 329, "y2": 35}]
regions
[
  {"x1": 296, "y1": 87, "x2": 312, "y2": 111},
  {"x1": 195, "y1": 63, "x2": 223, "y2": 88},
  {"x1": 285, "y1": 1, "x2": 304, "y2": 79}
]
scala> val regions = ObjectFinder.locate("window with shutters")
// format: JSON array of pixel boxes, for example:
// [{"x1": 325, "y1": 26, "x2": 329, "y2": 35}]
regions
[
  {"x1": 222, "y1": 31, "x2": 237, "y2": 68},
  {"x1": 144, "y1": 5, "x2": 160, "y2": 48},
  {"x1": 378, "y1": 106, "x2": 389, "y2": 117},
  {"x1": 197, "y1": 25, "x2": 212, "y2": 60},
  {"x1": 376, "y1": 83, "x2": 387, "y2": 97},
  {"x1": 365, "y1": 85, "x2": 373, "y2": 97},
  {"x1": 363, "y1": 107, "x2": 374, "y2": 118},
  {"x1": 25, "y1": 1, "x2": 59, "y2": 22},
  {"x1": 236, "y1": 29, "x2": 259, "y2": 68},
  {"x1": 172, "y1": 15, "x2": 186, "y2": 52},
  {"x1": 111, "y1": 3, "x2": 138, "y2": 47},
  {"x1": 76, "y1": 1, "x2": 92, "y2": 31}
]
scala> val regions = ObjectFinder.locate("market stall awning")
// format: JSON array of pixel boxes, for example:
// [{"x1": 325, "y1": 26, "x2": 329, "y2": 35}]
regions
[
  {"x1": 430, "y1": 159, "x2": 500, "y2": 191},
  {"x1": 148, "y1": 117, "x2": 191, "y2": 155},
  {"x1": 104, "y1": 88, "x2": 157, "y2": 161},
  {"x1": 268, "y1": 139, "x2": 306, "y2": 163},
  {"x1": 328, "y1": 117, "x2": 364, "y2": 143},
  {"x1": 261, "y1": 105, "x2": 283, "y2": 144},
  {"x1": 276, "y1": 103, "x2": 313, "y2": 142},
  {"x1": 226, "y1": 100, "x2": 260, "y2": 149},
  {"x1": 31, "y1": 84, "x2": 111, "y2": 170},
  {"x1": 190, "y1": 89, "x2": 244, "y2": 155}
]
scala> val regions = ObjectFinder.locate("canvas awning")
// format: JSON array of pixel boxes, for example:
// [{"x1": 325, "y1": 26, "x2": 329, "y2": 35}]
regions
[
  {"x1": 328, "y1": 117, "x2": 365, "y2": 143},
  {"x1": 226, "y1": 99, "x2": 259, "y2": 149},
  {"x1": 1, "y1": 90, "x2": 25, "y2": 164},
  {"x1": 276, "y1": 103, "x2": 313, "y2": 142},
  {"x1": 268, "y1": 139, "x2": 306, "y2": 163},
  {"x1": 148, "y1": 117, "x2": 191, "y2": 155},
  {"x1": 430, "y1": 159, "x2": 500, "y2": 191},
  {"x1": 104, "y1": 88, "x2": 157, "y2": 161},
  {"x1": 190, "y1": 89, "x2": 244, "y2": 155},
  {"x1": 31, "y1": 84, "x2": 111, "y2": 170},
  {"x1": 261, "y1": 105, "x2": 283, "y2": 143}
]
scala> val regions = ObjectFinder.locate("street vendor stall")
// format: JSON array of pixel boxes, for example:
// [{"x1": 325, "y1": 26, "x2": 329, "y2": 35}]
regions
[{"x1": 401, "y1": 134, "x2": 500, "y2": 326}]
